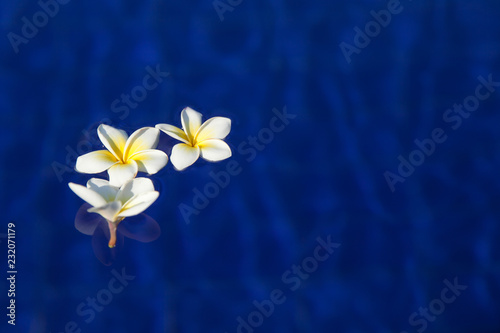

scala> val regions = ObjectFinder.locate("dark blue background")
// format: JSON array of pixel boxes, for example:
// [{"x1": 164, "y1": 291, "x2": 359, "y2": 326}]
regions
[{"x1": 1, "y1": 0, "x2": 500, "y2": 332}]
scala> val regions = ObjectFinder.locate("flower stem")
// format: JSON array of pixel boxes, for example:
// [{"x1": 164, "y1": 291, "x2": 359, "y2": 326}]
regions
[{"x1": 107, "y1": 220, "x2": 118, "y2": 248}]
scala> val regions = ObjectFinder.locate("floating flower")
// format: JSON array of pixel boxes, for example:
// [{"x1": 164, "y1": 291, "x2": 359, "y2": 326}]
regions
[
  {"x1": 156, "y1": 107, "x2": 231, "y2": 170},
  {"x1": 68, "y1": 178, "x2": 159, "y2": 248},
  {"x1": 75, "y1": 124, "x2": 168, "y2": 186}
]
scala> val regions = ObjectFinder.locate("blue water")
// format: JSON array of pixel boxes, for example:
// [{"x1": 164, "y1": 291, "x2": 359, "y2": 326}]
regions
[{"x1": 1, "y1": 0, "x2": 500, "y2": 332}]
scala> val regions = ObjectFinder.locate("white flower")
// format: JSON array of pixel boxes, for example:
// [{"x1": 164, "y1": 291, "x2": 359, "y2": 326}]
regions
[
  {"x1": 75, "y1": 124, "x2": 168, "y2": 186},
  {"x1": 156, "y1": 107, "x2": 232, "y2": 170},
  {"x1": 68, "y1": 178, "x2": 159, "y2": 248}
]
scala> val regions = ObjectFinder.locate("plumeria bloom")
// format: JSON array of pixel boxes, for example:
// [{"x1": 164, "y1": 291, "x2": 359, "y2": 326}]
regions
[
  {"x1": 68, "y1": 178, "x2": 159, "y2": 248},
  {"x1": 75, "y1": 124, "x2": 168, "y2": 186},
  {"x1": 156, "y1": 107, "x2": 231, "y2": 170}
]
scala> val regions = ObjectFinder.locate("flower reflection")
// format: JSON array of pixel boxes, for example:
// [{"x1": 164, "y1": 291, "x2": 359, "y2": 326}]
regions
[
  {"x1": 74, "y1": 203, "x2": 161, "y2": 265},
  {"x1": 68, "y1": 177, "x2": 159, "y2": 248}
]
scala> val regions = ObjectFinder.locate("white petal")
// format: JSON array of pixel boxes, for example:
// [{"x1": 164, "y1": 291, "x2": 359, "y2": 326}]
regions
[
  {"x1": 87, "y1": 178, "x2": 119, "y2": 202},
  {"x1": 86, "y1": 178, "x2": 112, "y2": 188},
  {"x1": 116, "y1": 178, "x2": 155, "y2": 204},
  {"x1": 68, "y1": 183, "x2": 107, "y2": 208},
  {"x1": 108, "y1": 161, "x2": 138, "y2": 187},
  {"x1": 88, "y1": 201, "x2": 122, "y2": 222},
  {"x1": 155, "y1": 123, "x2": 189, "y2": 143},
  {"x1": 170, "y1": 143, "x2": 200, "y2": 171},
  {"x1": 181, "y1": 107, "x2": 202, "y2": 141},
  {"x1": 195, "y1": 117, "x2": 231, "y2": 143},
  {"x1": 199, "y1": 139, "x2": 232, "y2": 162},
  {"x1": 98, "y1": 124, "x2": 128, "y2": 161},
  {"x1": 123, "y1": 127, "x2": 160, "y2": 161},
  {"x1": 129, "y1": 149, "x2": 168, "y2": 174},
  {"x1": 118, "y1": 191, "x2": 159, "y2": 217},
  {"x1": 75, "y1": 150, "x2": 118, "y2": 174}
]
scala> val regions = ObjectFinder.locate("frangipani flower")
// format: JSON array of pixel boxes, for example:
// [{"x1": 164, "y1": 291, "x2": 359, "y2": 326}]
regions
[
  {"x1": 75, "y1": 124, "x2": 168, "y2": 186},
  {"x1": 68, "y1": 178, "x2": 159, "y2": 248},
  {"x1": 156, "y1": 107, "x2": 232, "y2": 170}
]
